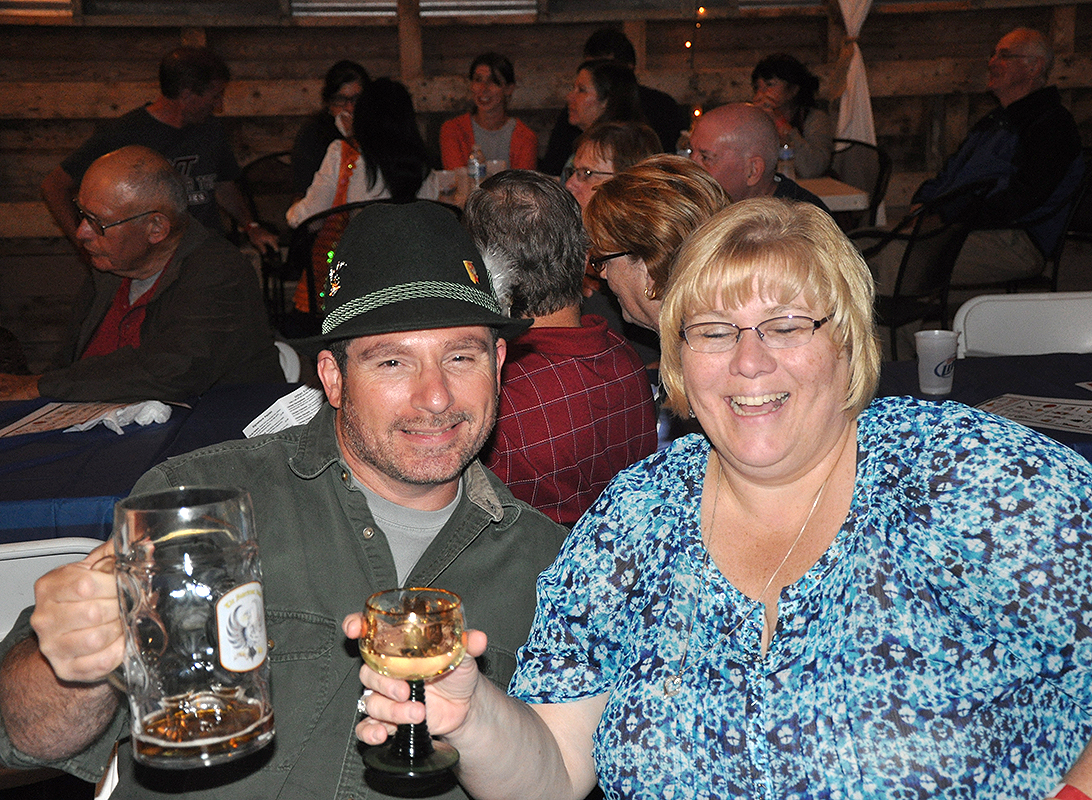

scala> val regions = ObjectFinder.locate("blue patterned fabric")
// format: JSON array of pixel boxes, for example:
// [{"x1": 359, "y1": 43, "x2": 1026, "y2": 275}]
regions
[{"x1": 510, "y1": 395, "x2": 1092, "y2": 799}]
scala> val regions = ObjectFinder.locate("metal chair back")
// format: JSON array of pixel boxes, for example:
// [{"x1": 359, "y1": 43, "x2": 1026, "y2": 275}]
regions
[{"x1": 830, "y1": 138, "x2": 892, "y2": 228}]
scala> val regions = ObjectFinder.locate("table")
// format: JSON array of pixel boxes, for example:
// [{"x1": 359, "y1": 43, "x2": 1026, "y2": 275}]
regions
[
  {"x1": 877, "y1": 352, "x2": 1092, "y2": 460},
  {"x1": 0, "y1": 383, "x2": 296, "y2": 544},
  {"x1": 798, "y1": 176, "x2": 869, "y2": 212}
]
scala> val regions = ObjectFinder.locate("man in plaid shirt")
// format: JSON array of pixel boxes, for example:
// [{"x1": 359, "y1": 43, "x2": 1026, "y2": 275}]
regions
[{"x1": 465, "y1": 170, "x2": 658, "y2": 527}]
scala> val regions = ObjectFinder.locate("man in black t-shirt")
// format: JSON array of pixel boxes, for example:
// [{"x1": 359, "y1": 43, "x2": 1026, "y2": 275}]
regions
[{"x1": 41, "y1": 46, "x2": 276, "y2": 254}]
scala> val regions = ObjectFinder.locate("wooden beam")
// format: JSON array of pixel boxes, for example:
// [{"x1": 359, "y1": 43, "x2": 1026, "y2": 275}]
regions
[
  {"x1": 825, "y1": 1, "x2": 844, "y2": 65},
  {"x1": 180, "y1": 27, "x2": 205, "y2": 47},
  {"x1": 397, "y1": 0, "x2": 423, "y2": 82},
  {"x1": 0, "y1": 79, "x2": 323, "y2": 118},
  {"x1": 0, "y1": 201, "x2": 63, "y2": 238},
  {"x1": 7, "y1": 53, "x2": 1091, "y2": 121},
  {"x1": 1051, "y1": 5, "x2": 1076, "y2": 56},
  {"x1": 0, "y1": 0, "x2": 1080, "y2": 28}
]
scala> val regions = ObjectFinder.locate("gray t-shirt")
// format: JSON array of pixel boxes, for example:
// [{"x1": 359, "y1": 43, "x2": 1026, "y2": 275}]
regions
[
  {"x1": 356, "y1": 477, "x2": 462, "y2": 585},
  {"x1": 471, "y1": 117, "x2": 516, "y2": 165}
]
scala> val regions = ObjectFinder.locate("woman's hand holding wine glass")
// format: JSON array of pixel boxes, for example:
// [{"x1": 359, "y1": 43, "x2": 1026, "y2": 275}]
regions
[{"x1": 342, "y1": 612, "x2": 489, "y2": 744}]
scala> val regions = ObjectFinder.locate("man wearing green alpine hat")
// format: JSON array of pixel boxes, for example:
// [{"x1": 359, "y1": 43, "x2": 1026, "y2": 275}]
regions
[{"x1": 0, "y1": 202, "x2": 569, "y2": 800}]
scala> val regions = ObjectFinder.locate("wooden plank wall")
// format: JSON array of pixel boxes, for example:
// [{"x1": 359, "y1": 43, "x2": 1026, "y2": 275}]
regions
[{"x1": 2, "y1": 3, "x2": 1092, "y2": 239}]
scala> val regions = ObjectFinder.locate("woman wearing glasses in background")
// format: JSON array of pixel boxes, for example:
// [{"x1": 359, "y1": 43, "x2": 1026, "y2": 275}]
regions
[
  {"x1": 290, "y1": 60, "x2": 369, "y2": 195},
  {"x1": 563, "y1": 120, "x2": 660, "y2": 210},
  {"x1": 440, "y1": 52, "x2": 538, "y2": 172},
  {"x1": 582, "y1": 154, "x2": 726, "y2": 333},
  {"x1": 350, "y1": 197, "x2": 1092, "y2": 798}
]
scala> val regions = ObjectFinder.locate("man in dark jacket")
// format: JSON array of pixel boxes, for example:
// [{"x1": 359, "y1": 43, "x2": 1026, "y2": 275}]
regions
[
  {"x1": 688, "y1": 102, "x2": 830, "y2": 211},
  {"x1": 0, "y1": 145, "x2": 282, "y2": 402},
  {"x1": 885, "y1": 28, "x2": 1083, "y2": 290}
]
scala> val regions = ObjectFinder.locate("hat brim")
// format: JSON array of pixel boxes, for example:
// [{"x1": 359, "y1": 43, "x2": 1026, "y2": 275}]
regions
[{"x1": 290, "y1": 299, "x2": 531, "y2": 358}]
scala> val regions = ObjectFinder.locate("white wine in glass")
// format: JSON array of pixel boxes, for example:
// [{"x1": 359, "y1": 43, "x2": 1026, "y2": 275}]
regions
[{"x1": 359, "y1": 588, "x2": 466, "y2": 786}]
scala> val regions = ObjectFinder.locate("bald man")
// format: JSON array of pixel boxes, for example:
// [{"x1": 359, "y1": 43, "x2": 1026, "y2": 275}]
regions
[
  {"x1": 688, "y1": 102, "x2": 829, "y2": 211},
  {"x1": 0, "y1": 146, "x2": 282, "y2": 402},
  {"x1": 906, "y1": 27, "x2": 1083, "y2": 288}
]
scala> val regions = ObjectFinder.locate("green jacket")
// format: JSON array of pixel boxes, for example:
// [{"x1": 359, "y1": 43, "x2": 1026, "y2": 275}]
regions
[{"x1": 0, "y1": 403, "x2": 568, "y2": 799}]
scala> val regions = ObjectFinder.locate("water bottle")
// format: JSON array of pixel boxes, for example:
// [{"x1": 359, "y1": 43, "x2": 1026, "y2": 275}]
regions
[
  {"x1": 467, "y1": 145, "x2": 486, "y2": 189},
  {"x1": 777, "y1": 143, "x2": 796, "y2": 181}
]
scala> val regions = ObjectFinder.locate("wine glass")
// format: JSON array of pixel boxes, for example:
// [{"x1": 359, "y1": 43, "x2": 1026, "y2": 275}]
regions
[{"x1": 359, "y1": 587, "x2": 466, "y2": 787}]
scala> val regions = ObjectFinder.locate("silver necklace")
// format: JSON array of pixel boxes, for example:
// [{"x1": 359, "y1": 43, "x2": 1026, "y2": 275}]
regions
[{"x1": 662, "y1": 458, "x2": 829, "y2": 697}]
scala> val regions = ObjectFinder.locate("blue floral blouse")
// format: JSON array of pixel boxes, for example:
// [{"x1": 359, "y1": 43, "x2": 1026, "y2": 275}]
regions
[{"x1": 509, "y1": 396, "x2": 1092, "y2": 799}]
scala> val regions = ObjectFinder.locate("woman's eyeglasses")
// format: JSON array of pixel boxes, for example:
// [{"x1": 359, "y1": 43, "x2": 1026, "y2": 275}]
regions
[
  {"x1": 562, "y1": 166, "x2": 614, "y2": 184},
  {"x1": 588, "y1": 251, "x2": 632, "y2": 271},
  {"x1": 681, "y1": 315, "x2": 832, "y2": 353}
]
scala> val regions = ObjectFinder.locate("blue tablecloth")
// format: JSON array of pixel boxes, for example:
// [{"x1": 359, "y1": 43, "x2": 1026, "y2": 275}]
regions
[
  {"x1": 877, "y1": 351, "x2": 1092, "y2": 461},
  {"x1": 0, "y1": 384, "x2": 296, "y2": 544}
]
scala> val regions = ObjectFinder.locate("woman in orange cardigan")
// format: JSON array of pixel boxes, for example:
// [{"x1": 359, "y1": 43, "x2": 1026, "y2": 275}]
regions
[{"x1": 440, "y1": 52, "x2": 538, "y2": 172}]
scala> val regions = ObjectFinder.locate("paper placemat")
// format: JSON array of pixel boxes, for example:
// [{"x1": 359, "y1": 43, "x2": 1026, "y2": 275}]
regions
[{"x1": 976, "y1": 393, "x2": 1092, "y2": 435}]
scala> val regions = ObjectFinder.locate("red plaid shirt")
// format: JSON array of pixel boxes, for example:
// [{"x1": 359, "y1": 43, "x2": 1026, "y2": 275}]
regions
[{"x1": 484, "y1": 315, "x2": 657, "y2": 526}]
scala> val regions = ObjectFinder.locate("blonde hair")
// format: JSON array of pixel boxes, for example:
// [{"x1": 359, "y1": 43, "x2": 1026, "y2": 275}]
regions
[
  {"x1": 659, "y1": 198, "x2": 881, "y2": 418},
  {"x1": 583, "y1": 154, "x2": 727, "y2": 299}
]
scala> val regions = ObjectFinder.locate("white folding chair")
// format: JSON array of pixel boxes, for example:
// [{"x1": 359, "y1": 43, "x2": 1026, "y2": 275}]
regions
[
  {"x1": 952, "y1": 291, "x2": 1092, "y2": 358},
  {"x1": 0, "y1": 537, "x2": 104, "y2": 792},
  {"x1": 0, "y1": 537, "x2": 102, "y2": 639}
]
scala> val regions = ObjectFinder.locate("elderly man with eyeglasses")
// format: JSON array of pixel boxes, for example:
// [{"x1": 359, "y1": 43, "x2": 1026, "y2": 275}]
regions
[
  {"x1": 0, "y1": 145, "x2": 283, "y2": 402},
  {"x1": 870, "y1": 27, "x2": 1084, "y2": 295}
]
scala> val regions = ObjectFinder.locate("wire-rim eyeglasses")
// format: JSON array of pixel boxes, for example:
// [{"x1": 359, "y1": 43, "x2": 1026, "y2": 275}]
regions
[
  {"x1": 74, "y1": 202, "x2": 159, "y2": 237},
  {"x1": 681, "y1": 315, "x2": 832, "y2": 353}
]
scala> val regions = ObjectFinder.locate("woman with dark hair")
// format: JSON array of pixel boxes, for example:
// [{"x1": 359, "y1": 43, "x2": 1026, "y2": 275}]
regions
[
  {"x1": 751, "y1": 53, "x2": 833, "y2": 178},
  {"x1": 290, "y1": 60, "x2": 370, "y2": 194},
  {"x1": 440, "y1": 52, "x2": 538, "y2": 171},
  {"x1": 287, "y1": 77, "x2": 436, "y2": 226},
  {"x1": 286, "y1": 78, "x2": 438, "y2": 312},
  {"x1": 567, "y1": 59, "x2": 644, "y2": 135},
  {"x1": 543, "y1": 58, "x2": 648, "y2": 179}
]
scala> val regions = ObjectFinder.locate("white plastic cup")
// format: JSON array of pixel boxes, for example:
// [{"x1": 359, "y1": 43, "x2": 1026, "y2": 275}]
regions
[{"x1": 914, "y1": 330, "x2": 959, "y2": 395}]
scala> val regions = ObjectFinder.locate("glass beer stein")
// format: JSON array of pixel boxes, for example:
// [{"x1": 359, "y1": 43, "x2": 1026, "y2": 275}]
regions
[{"x1": 112, "y1": 486, "x2": 275, "y2": 769}]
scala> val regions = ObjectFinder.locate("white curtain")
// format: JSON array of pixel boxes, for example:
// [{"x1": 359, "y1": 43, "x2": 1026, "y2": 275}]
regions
[
  {"x1": 833, "y1": 0, "x2": 882, "y2": 222},
  {"x1": 834, "y1": 0, "x2": 876, "y2": 145}
]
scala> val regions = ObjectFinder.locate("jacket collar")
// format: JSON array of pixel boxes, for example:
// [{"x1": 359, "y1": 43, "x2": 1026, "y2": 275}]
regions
[{"x1": 997, "y1": 85, "x2": 1060, "y2": 127}]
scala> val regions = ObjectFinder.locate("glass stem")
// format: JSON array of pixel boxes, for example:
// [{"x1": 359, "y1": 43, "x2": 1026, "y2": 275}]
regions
[{"x1": 390, "y1": 679, "x2": 435, "y2": 762}]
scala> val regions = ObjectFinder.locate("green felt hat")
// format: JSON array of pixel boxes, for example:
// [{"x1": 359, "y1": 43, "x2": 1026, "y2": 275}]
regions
[{"x1": 316, "y1": 201, "x2": 529, "y2": 344}]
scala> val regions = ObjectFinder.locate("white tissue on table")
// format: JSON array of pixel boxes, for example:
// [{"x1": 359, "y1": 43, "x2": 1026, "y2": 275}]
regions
[{"x1": 64, "y1": 400, "x2": 172, "y2": 435}]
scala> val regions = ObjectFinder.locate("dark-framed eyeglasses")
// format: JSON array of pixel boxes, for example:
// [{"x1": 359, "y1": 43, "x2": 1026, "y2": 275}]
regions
[
  {"x1": 681, "y1": 315, "x2": 832, "y2": 353},
  {"x1": 562, "y1": 165, "x2": 614, "y2": 184},
  {"x1": 74, "y1": 202, "x2": 158, "y2": 237},
  {"x1": 588, "y1": 251, "x2": 632, "y2": 271}
]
